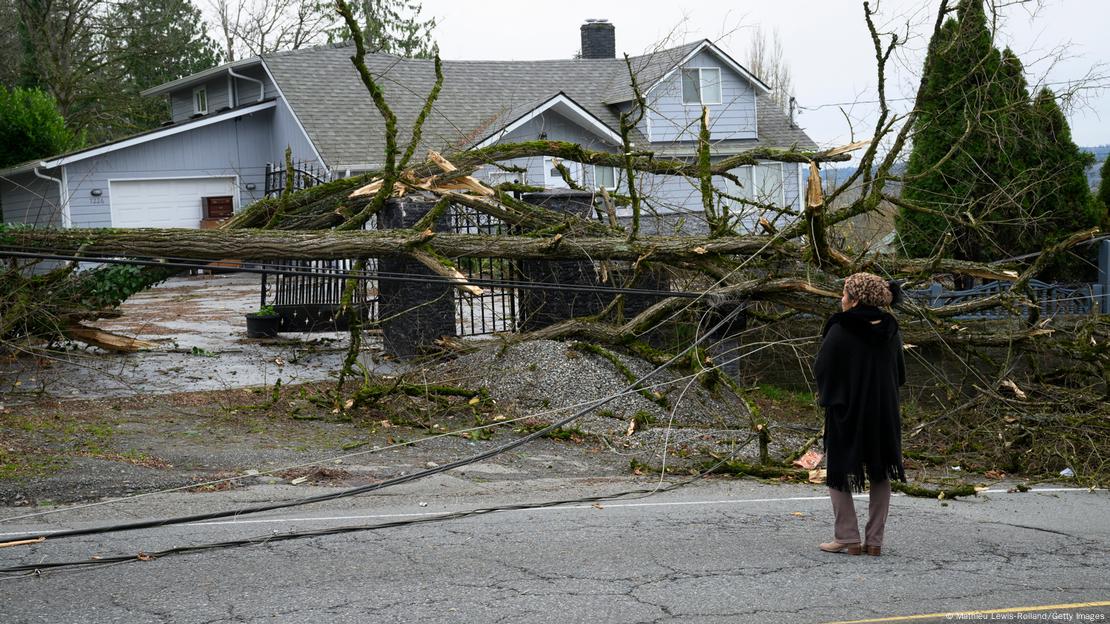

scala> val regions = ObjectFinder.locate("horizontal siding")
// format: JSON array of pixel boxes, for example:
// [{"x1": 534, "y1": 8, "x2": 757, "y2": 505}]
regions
[
  {"x1": 468, "y1": 110, "x2": 620, "y2": 189},
  {"x1": 0, "y1": 171, "x2": 62, "y2": 227},
  {"x1": 170, "y1": 76, "x2": 233, "y2": 122},
  {"x1": 233, "y1": 65, "x2": 280, "y2": 102},
  {"x1": 646, "y1": 50, "x2": 757, "y2": 144},
  {"x1": 64, "y1": 110, "x2": 275, "y2": 228},
  {"x1": 272, "y1": 99, "x2": 323, "y2": 168},
  {"x1": 168, "y1": 66, "x2": 276, "y2": 123},
  {"x1": 616, "y1": 160, "x2": 803, "y2": 234}
]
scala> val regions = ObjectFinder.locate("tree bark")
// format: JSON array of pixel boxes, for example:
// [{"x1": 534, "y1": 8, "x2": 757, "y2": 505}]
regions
[{"x1": 8, "y1": 227, "x2": 779, "y2": 262}]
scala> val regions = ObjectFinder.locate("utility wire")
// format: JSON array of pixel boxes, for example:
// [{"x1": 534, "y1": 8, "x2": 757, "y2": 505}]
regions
[
  {"x1": 0, "y1": 306, "x2": 744, "y2": 546},
  {"x1": 0, "y1": 452, "x2": 743, "y2": 577},
  {"x1": 0, "y1": 248, "x2": 700, "y2": 299}
]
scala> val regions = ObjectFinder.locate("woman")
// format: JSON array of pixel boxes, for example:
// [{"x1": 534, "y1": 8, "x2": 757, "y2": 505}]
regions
[{"x1": 813, "y1": 272, "x2": 906, "y2": 556}]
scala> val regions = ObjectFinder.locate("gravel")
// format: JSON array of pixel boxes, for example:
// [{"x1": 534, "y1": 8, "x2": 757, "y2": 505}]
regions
[{"x1": 447, "y1": 340, "x2": 753, "y2": 438}]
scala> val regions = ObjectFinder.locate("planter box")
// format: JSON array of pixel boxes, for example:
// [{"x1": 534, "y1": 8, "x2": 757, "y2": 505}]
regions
[{"x1": 245, "y1": 313, "x2": 280, "y2": 338}]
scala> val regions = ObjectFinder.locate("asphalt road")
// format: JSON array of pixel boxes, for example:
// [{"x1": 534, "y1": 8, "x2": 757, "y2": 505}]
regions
[{"x1": 0, "y1": 478, "x2": 1107, "y2": 624}]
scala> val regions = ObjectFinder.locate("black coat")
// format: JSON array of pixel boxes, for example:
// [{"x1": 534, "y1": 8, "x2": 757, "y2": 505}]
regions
[{"x1": 814, "y1": 305, "x2": 906, "y2": 492}]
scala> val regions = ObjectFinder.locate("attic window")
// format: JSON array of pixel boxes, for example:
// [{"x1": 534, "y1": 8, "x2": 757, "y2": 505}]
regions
[
  {"x1": 193, "y1": 86, "x2": 208, "y2": 115},
  {"x1": 681, "y1": 68, "x2": 722, "y2": 105}
]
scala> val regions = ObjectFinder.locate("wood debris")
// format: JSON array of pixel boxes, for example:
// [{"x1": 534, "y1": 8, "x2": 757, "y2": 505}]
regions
[{"x1": 348, "y1": 151, "x2": 494, "y2": 199}]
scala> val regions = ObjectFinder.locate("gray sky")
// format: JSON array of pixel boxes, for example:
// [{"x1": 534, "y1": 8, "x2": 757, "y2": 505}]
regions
[{"x1": 417, "y1": 0, "x2": 1110, "y2": 150}]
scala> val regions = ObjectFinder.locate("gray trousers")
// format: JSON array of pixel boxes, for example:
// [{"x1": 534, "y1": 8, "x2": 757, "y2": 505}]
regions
[{"x1": 828, "y1": 479, "x2": 891, "y2": 546}]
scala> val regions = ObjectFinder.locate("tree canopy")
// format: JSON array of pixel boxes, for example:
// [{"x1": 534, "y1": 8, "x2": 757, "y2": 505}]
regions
[
  {"x1": 896, "y1": 0, "x2": 1098, "y2": 274},
  {"x1": 0, "y1": 85, "x2": 81, "y2": 169}
]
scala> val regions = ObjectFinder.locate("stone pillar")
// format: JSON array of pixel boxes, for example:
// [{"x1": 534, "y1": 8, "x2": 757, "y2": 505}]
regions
[
  {"x1": 377, "y1": 197, "x2": 457, "y2": 358},
  {"x1": 517, "y1": 191, "x2": 605, "y2": 331}
]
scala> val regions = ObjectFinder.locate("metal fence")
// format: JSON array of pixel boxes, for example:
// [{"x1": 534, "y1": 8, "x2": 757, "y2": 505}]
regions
[
  {"x1": 905, "y1": 279, "x2": 1099, "y2": 319},
  {"x1": 260, "y1": 258, "x2": 378, "y2": 332},
  {"x1": 264, "y1": 160, "x2": 330, "y2": 197},
  {"x1": 447, "y1": 204, "x2": 518, "y2": 336}
]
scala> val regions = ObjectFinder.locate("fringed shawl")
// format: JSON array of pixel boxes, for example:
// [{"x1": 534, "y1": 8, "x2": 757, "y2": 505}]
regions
[{"x1": 814, "y1": 305, "x2": 907, "y2": 492}]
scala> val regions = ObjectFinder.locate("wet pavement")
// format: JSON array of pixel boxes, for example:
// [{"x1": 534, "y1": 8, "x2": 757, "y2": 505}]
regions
[{"x1": 0, "y1": 272, "x2": 399, "y2": 402}]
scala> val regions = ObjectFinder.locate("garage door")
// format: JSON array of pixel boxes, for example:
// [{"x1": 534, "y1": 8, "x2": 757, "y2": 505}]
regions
[{"x1": 110, "y1": 177, "x2": 237, "y2": 228}]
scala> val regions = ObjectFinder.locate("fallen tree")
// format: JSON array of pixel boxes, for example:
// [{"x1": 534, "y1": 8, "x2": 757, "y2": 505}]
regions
[{"x1": 1, "y1": 0, "x2": 1107, "y2": 485}]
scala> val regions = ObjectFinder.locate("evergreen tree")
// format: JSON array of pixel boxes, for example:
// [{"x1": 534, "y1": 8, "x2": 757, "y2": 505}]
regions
[
  {"x1": 107, "y1": 0, "x2": 222, "y2": 133},
  {"x1": 1024, "y1": 88, "x2": 1098, "y2": 247},
  {"x1": 897, "y1": 0, "x2": 1098, "y2": 271},
  {"x1": 897, "y1": 0, "x2": 1009, "y2": 261},
  {"x1": 0, "y1": 86, "x2": 82, "y2": 169},
  {"x1": 324, "y1": 0, "x2": 438, "y2": 58},
  {"x1": 1098, "y1": 156, "x2": 1110, "y2": 220}
]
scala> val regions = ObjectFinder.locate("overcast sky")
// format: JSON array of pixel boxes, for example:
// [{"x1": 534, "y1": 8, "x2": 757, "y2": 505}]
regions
[{"x1": 417, "y1": 0, "x2": 1109, "y2": 150}]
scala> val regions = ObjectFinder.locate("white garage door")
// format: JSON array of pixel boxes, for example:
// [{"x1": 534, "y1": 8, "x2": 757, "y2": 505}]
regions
[{"x1": 110, "y1": 177, "x2": 237, "y2": 228}]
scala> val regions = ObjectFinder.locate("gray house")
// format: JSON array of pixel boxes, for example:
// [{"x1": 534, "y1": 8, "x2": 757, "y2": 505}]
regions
[{"x1": 0, "y1": 21, "x2": 817, "y2": 233}]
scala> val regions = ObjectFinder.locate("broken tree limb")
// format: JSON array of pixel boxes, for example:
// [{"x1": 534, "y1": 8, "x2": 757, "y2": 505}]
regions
[
  {"x1": 65, "y1": 323, "x2": 158, "y2": 352},
  {"x1": 408, "y1": 249, "x2": 484, "y2": 296}
]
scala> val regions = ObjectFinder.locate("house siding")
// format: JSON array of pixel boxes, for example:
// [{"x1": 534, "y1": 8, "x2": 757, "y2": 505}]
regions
[
  {"x1": 472, "y1": 110, "x2": 619, "y2": 189},
  {"x1": 168, "y1": 66, "x2": 277, "y2": 123},
  {"x1": 645, "y1": 50, "x2": 757, "y2": 144},
  {"x1": 272, "y1": 99, "x2": 323, "y2": 168},
  {"x1": 170, "y1": 76, "x2": 232, "y2": 122},
  {"x1": 64, "y1": 110, "x2": 275, "y2": 227},
  {"x1": 624, "y1": 160, "x2": 802, "y2": 232},
  {"x1": 0, "y1": 171, "x2": 62, "y2": 227},
  {"x1": 232, "y1": 65, "x2": 280, "y2": 104}
]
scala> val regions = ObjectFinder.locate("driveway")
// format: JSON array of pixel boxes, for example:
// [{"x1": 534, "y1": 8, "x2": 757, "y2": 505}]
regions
[{"x1": 1, "y1": 272, "x2": 392, "y2": 402}]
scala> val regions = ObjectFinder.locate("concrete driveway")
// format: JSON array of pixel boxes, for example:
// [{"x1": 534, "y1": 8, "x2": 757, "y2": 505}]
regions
[{"x1": 1, "y1": 272, "x2": 392, "y2": 402}]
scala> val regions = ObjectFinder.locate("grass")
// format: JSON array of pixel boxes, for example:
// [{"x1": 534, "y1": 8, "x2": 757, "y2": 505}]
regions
[{"x1": 754, "y1": 384, "x2": 815, "y2": 404}]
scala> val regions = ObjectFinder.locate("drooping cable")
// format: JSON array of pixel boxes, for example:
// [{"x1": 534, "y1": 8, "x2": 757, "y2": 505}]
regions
[{"x1": 0, "y1": 306, "x2": 744, "y2": 545}]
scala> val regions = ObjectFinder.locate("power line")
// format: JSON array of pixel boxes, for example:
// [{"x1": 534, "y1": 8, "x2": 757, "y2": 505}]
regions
[
  {"x1": 795, "y1": 79, "x2": 1109, "y2": 112},
  {"x1": 0, "y1": 248, "x2": 699, "y2": 299},
  {"x1": 0, "y1": 306, "x2": 744, "y2": 549}
]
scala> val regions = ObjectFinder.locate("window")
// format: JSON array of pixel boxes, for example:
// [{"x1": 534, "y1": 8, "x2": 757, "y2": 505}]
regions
[
  {"x1": 193, "y1": 86, "x2": 208, "y2": 115},
  {"x1": 681, "y1": 68, "x2": 722, "y2": 105},
  {"x1": 544, "y1": 156, "x2": 582, "y2": 189},
  {"x1": 723, "y1": 164, "x2": 783, "y2": 205},
  {"x1": 488, "y1": 171, "x2": 521, "y2": 187},
  {"x1": 594, "y1": 165, "x2": 617, "y2": 190},
  {"x1": 753, "y1": 163, "x2": 785, "y2": 205}
]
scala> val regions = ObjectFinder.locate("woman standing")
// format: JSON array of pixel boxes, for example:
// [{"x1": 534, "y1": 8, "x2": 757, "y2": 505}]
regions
[{"x1": 814, "y1": 272, "x2": 907, "y2": 556}]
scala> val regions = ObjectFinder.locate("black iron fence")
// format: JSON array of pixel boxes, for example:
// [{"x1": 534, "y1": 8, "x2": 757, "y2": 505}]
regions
[
  {"x1": 447, "y1": 204, "x2": 518, "y2": 336},
  {"x1": 264, "y1": 160, "x2": 330, "y2": 197},
  {"x1": 260, "y1": 258, "x2": 378, "y2": 332}
]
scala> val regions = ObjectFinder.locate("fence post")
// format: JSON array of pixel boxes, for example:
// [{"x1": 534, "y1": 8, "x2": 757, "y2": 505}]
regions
[
  {"x1": 1099, "y1": 239, "x2": 1110, "y2": 315},
  {"x1": 377, "y1": 197, "x2": 457, "y2": 358}
]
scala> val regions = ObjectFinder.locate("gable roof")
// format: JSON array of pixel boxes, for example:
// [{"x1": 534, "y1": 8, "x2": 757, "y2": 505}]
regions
[
  {"x1": 262, "y1": 44, "x2": 632, "y2": 169},
  {"x1": 472, "y1": 92, "x2": 624, "y2": 149},
  {"x1": 603, "y1": 39, "x2": 771, "y2": 105},
  {"x1": 261, "y1": 40, "x2": 814, "y2": 170}
]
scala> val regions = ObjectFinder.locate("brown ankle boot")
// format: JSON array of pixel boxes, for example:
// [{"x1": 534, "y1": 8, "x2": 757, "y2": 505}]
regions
[
  {"x1": 862, "y1": 544, "x2": 881, "y2": 556},
  {"x1": 819, "y1": 541, "x2": 862, "y2": 555}
]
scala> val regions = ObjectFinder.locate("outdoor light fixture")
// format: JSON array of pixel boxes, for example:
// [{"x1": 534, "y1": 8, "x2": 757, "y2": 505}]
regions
[
  {"x1": 245, "y1": 183, "x2": 257, "y2": 190},
  {"x1": 90, "y1": 188, "x2": 102, "y2": 196}
]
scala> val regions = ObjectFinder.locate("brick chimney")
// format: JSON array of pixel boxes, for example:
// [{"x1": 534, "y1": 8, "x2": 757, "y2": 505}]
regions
[{"x1": 580, "y1": 19, "x2": 615, "y2": 59}]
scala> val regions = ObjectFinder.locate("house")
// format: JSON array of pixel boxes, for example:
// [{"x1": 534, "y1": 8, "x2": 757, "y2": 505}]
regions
[{"x1": 0, "y1": 20, "x2": 817, "y2": 234}]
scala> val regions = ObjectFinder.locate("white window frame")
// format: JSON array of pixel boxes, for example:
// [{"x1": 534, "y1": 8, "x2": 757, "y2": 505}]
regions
[
  {"x1": 753, "y1": 163, "x2": 785, "y2": 206},
  {"x1": 192, "y1": 86, "x2": 208, "y2": 115},
  {"x1": 681, "y1": 67, "x2": 723, "y2": 106},
  {"x1": 487, "y1": 170, "x2": 522, "y2": 187},
  {"x1": 544, "y1": 156, "x2": 582, "y2": 189},
  {"x1": 593, "y1": 164, "x2": 617, "y2": 191}
]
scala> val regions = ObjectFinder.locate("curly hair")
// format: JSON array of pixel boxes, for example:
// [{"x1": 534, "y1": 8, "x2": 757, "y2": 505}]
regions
[{"x1": 843, "y1": 272, "x2": 894, "y2": 307}]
